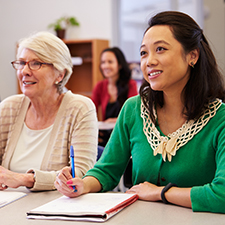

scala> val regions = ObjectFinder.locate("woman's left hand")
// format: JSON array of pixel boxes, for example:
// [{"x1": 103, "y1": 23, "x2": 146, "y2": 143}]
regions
[
  {"x1": 126, "y1": 181, "x2": 163, "y2": 201},
  {"x1": 0, "y1": 166, "x2": 34, "y2": 189}
]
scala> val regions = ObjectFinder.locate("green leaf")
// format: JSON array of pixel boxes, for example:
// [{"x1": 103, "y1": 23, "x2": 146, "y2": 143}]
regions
[{"x1": 48, "y1": 16, "x2": 79, "y2": 31}]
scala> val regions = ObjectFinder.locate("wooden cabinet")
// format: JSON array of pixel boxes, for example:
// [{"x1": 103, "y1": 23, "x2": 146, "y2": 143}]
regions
[
  {"x1": 17, "y1": 39, "x2": 109, "y2": 96},
  {"x1": 64, "y1": 39, "x2": 109, "y2": 97}
]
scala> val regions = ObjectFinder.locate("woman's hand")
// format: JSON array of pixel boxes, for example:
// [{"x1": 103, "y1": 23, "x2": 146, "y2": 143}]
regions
[
  {"x1": 55, "y1": 167, "x2": 102, "y2": 198},
  {"x1": 55, "y1": 166, "x2": 85, "y2": 198},
  {"x1": 126, "y1": 182, "x2": 192, "y2": 208},
  {"x1": 0, "y1": 166, "x2": 34, "y2": 190},
  {"x1": 126, "y1": 181, "x2": 164, "y2": 201}
]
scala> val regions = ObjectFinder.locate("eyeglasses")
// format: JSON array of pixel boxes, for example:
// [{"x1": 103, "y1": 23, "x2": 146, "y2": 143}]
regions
[{"x1": 11, "y1": 60, "x2": 53, "y2": 71}]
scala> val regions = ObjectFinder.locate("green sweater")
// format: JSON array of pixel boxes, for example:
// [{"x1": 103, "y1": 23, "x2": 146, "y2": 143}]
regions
[{"x1": 85, "y1": 95, "x2": 225, "y2": 213}]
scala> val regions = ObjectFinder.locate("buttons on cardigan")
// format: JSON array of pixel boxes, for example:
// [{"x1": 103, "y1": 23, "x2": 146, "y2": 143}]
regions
[{"x1": 161, "y1": 177, "x2": 166, "y2": 182}]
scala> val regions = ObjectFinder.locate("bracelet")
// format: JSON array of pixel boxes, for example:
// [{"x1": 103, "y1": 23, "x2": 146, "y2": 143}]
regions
[
  {"x1": 31, "y1": 171, "x2": 36, "y2": 182},
  {"x1": 161, "y1": 183, "x2": 177, "y2": 204}
]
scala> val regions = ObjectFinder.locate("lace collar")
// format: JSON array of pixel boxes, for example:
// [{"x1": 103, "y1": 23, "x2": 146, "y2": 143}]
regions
[{"x1": 141, "y1": 99, "x2": 222, "y2": 162}]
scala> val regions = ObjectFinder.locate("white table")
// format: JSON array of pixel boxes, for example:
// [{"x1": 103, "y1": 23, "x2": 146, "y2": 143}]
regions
[
  {"x1": 1, "y1": 187, "x2": 225, "y2": 225},
  {"x1": 98, "y1": 121, "x2": 115, "y2": 130}
]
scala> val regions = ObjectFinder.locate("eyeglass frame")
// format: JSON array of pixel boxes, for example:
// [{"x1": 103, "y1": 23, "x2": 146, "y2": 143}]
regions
[{"x1": 11, "y1": 60, "x2": 53, "y2": 71}]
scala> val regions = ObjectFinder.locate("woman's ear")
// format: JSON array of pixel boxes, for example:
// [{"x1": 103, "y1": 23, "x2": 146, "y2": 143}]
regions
[
  {"x1": 188, "y1": 49, "x2": 200, "y2": 67},
  {"x1": 57, "y1": 69, "x2": 66, "y2": 83}
]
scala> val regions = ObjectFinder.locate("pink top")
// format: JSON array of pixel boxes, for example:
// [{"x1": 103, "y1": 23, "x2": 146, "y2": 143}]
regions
[{"x1": 91, "y1": 79, "x2": 138, "y2": 120}]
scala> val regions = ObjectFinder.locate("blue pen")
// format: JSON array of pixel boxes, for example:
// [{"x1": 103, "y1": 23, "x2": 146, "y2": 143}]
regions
[{"x1": 70, "y1": 145, "x2": 77, "y2": 192}]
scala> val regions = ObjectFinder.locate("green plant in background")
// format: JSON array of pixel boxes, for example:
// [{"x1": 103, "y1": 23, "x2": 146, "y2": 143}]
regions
[{"x1": 48, "y1": 16, "x2": 80, "y2": 31}]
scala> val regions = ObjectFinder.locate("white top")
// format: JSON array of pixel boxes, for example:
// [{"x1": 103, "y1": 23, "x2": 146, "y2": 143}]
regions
[
  {"x1": 9, "y1": 123, "x2": 53, "y2": 173},
  {"x1": 1, "y1": 91, "x2": 98, "y2": 191}
]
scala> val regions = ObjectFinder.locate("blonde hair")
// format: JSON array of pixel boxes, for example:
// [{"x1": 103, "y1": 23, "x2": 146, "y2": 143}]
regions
[{"x1": 17, "y1": 31, "x2": 73, "y2": 94}]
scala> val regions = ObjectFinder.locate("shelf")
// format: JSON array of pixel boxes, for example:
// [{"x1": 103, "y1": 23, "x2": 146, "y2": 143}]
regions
[{"x1": 64, "y1": 39, "x2": 109, "y2": 96}]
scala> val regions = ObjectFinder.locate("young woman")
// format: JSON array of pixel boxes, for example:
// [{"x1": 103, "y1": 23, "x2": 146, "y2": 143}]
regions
[
  {"x1": 92, "y1": 47, "x2": 138, "y2": 146},
  {"x1": 55, "y1": 11, "x2": 225, "y2": 213}
]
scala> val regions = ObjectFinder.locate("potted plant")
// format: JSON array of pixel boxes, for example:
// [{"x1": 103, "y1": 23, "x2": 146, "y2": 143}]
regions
[{"x1": 48, "y1": 16, "x2": 80, "y2": 39}]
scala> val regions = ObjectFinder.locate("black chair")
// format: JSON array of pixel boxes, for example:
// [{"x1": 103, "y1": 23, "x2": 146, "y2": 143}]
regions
[
  {"x1": 123, "y1": 158, "x2": 132, "y2": 188},
  {"x1": 97, "y1": 146, "x2": 132, "y2": 190}
]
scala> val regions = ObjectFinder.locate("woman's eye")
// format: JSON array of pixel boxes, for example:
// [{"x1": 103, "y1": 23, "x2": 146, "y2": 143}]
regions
[
  {"x1": 156, "y1": 47, "x2": 166, "y2": 52},
  {"x1": 140, "y1": 51, "x2": 147, "y2": 56},
  {"x1": 19, "y1": 61, "x2": 26, "y2": 65},
  {"x1": 32, "y1": 61, "x2": 41, "y2": 66}
]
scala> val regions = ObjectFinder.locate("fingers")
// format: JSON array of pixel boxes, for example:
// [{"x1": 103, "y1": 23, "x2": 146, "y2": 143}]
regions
[
  {"x1": 0, "y1": 167, "x2": 23, "y2": 189},
  {"x1": 126, "y1": 183, "x2": 144, "y2": 195},
  {"x1": 55, "y1": 167, "x2": 72, "y2": 192},
  {"x1": 126, "y1": 186, "x2": 137, "y2": 194},
  {"x1": 55, "y1": 177, "x2": 82, "y2": 198},
  {"x1": 55, "y1": 167, "x2": 83, "y2": 197},
  {"x1": 0, "y1": 184, "x2": 8, "y2": 190},
  {"x1": 61, "y1": 166, "x2": 73, "y2": 180},
  {"x1": 56, "y1": 167, "x2": 72, "y2": 185},
  {"x1": 0, "y1": 167, "x2": 11, "y2": 189},
  {"x1": 54, "y1": 179, "x2": 73, "y2": 197}
]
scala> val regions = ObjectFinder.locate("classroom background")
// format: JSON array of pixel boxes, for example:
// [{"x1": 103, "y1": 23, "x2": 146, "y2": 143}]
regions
[{"x1": 0, "y1": 0, "x2": 224, "y2": 100}]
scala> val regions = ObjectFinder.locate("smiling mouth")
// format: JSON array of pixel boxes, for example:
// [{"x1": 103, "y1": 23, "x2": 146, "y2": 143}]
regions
[
  {"x1": 103, "y1": 69, "x2": 111, "y2": 73},
  {"x1": 149, "y1": 71, "x2": 162, "y2": 76},
  {"x1": 23, "y1": 81, "x2": 36, "y2": 85}
]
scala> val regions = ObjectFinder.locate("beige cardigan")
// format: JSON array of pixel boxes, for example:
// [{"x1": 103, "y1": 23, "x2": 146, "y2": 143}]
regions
[{"x1": 0, "y1": 91, "x2": 98, "y2": 191}]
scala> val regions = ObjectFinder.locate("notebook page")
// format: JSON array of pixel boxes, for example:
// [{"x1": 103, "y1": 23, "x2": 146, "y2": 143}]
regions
[
  {"x1": 28, "y1": 193, "x2": 137, "y2": 215},
  {"x1": 0, "y1": 191, "x2": 27, "y2": 208}
]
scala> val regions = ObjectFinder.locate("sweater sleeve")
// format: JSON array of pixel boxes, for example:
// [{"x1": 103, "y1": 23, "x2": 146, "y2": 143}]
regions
[
  {"x1": 190, "y1": 115, "x2": 225, "y2": 213},
  {"x1": 28, "y1": 93, "x2": 98, "y2": 191},
  {"x1": 128, "y1": 79, "x2": 138, "y2": 97},
  {"x1": 26, "y1": 169, "x2": 57, "y2": 191},
  {"x1": 91, "y1": 80, "x2": 109, "y2": 120},
  {"x1": 91, "y1": 81, "x2": 103, "y2": 110},
  {"x1": 71, "y1": 103, "x2": 98, "y2": 178}
]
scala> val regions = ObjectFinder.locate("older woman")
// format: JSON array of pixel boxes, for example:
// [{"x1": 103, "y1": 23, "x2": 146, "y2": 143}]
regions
[{"x1": 0, "y1": 31, "x2": 98, "y2": 191}]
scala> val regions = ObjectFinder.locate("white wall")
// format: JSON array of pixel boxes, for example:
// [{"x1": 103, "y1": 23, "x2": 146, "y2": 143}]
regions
[
  {"x1": 203, "y1": 0, "x2": 225, "y2": 74},
  {"x1": 118, "y1": 0, "x2": 204, "y2": 62},
  {"x1": 0, "y1": 0, "x2": 224, "y2": 100},
  {"x1": 0, "y1": 0, "x2": 113, "y2": 100}
]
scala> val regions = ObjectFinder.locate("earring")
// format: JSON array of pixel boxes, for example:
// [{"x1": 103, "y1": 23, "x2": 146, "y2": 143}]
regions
[
  {"x1": 190, "y1": 62, "x2": 195, "y2": 68},
  {"x1": 55, "y1": 81, "x2": 59, "y2": 85}
]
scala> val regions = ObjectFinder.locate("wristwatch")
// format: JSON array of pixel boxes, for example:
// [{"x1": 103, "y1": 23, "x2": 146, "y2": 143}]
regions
[
  {"x1": 31, "y1": 171, "x2": 36, "y2": 182},
  {"x1": 161, "y1": 183, "x2": 177, "y2": 204}
]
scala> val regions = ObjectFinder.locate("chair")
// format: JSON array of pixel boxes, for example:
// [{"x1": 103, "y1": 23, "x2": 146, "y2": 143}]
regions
[
  {"x1": 97, "y1": 145, "x2": 104, "y2": 161},
  {"x1": 123, "y1": 158, "x2": 132, "y2": 188},
  {"x1": 96, "y1": 146, "x2": 132, "y2": 191}
]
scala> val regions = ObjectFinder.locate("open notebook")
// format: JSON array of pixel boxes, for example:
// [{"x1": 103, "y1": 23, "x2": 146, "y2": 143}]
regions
[
  {"x1": 0, "y1": 191, "x2": 27, "y2": 208},
  {"x1": 27, "y1": 193, "x2": 138, "y2": 222}
]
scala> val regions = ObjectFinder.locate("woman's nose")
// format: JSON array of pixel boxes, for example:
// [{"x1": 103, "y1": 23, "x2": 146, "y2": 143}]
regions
[
  {"x1": 147, "y1": 53, "x2": 158, "y2": 66},
  {"x1": 21, "y1": 63, "x2": 32, "y2": 75}
]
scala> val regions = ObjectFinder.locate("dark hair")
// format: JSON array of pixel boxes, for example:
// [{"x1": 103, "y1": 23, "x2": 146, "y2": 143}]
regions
[
  {"x1": 139, "y1": 11, "x2": 225, "y2": 124},
  {"x1": 100, "y1": 47, "x2": 131, "y2": 107}
]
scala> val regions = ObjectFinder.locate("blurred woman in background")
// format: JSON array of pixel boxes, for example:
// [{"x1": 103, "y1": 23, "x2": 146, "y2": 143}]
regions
[{"x1": 91, "y1": 47, "x2": 138, "y2": 146}]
